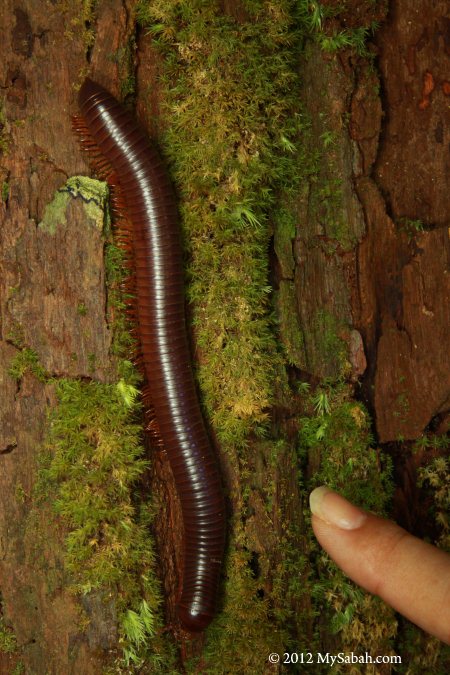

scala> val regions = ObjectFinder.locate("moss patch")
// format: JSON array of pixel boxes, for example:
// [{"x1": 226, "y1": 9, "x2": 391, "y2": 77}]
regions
[
  {"x1": 0, "y1": 98, "x2": 9, "y2": 155},
  {"x1": 0, "y1": 610, "x2": 17, "y2": 655},
  {"x1": 1, "y1": 180, "x2": 9, "y2": 202},
  {"x1": 200, "y1": 549, "x2": 287, "y2": 675},
  {"x1": 298, "y1": 380, "x2": 397, "y2": 661},
  {"x1": 8, "y1": 347, "x2": 48, "y2": 382},
  {"x1": 36, "y1": 377, "x2": 174, "y2": 667},
  {"x1": 312, "y1": 309, "x2": 350, "y2": 377},
  {"x1": 136, "y1": 0, "x2": 304, "y2": 452},
  {"x1": 276, "y1": 280, "x2": 305, "y2": 368}
]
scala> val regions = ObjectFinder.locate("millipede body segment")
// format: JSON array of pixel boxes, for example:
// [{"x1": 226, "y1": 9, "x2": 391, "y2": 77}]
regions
[{"x1": 76, "y1": 78, "x2": 225, "y2": 633}]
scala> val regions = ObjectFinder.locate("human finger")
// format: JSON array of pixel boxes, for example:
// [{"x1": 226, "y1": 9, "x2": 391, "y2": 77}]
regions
[{"x1": 309, "y1": 486, "x2": 450, "y2": 644}]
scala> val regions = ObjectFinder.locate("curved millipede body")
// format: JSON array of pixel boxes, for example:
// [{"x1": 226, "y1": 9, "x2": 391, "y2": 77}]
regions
[{"x1": 76, "y1": 78, "x2": 226, "y2": 633}]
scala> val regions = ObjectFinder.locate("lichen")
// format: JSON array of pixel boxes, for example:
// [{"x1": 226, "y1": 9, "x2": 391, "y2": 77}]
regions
[{"x1": 38, "y1": 176, "x2": 108, "y2": 234}]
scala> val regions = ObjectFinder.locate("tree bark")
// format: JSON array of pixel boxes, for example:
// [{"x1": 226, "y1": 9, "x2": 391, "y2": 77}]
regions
[
  {"x1": 0, "y1": 1, "x2": 132, "y2": 671},
  {"x1": 1, "y1": 0, "x2": 448, "y2": 672}
]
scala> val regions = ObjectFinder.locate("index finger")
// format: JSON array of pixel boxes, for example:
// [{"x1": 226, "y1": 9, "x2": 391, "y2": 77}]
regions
[{"x1": 310, "y1": 487, "x2": 450, "y2": 644}]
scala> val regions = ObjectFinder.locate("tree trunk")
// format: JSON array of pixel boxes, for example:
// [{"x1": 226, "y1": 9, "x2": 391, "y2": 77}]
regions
[{"x1": 1, "y1": 1, "x2": 448, "y2": 673}]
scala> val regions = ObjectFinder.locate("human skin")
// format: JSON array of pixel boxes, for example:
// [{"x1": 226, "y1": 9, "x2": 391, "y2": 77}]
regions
[{"x1": 310, "y1": 486, "x2": 450, "y2": 645}]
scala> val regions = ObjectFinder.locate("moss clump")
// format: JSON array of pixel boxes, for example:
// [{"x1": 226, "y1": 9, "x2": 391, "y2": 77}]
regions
[
  {"x1": 0, "y1": 618, "x2": 17, "y2": 655},
  {"x1": 36, "y1": 378, "x2": 179, "y2": 669},
  {"x1": 299, "y1": 381, "x2": 397, "y2": 662},
  {"x1": 1, "y1": 180, "x2": 9, "y2": 202},
  {"x1": 299, "y1": 380, "x2": 393, "y2": 512},
  {"x1": 8, "y1": 347, "x2": 48, "y2": 382},
  {"x1": 417, "y1": 452, "x2": 449, "y2": 551},
  {"x1": 0, "y1": 99, "x2": 9, "y2": 154},
  {"x1": 136, "y1": 0, "x2": 303, "y2": 451},
  {"x1": 39, "y1": 379, "x2": 150, "y2": 593},
  {"x1": 297, "y1": 0, "x2": 383, "y2": 56},
  {"x1": 312, "y1": 310, "x2": 350, "y2": 378},
  {"x1": 37, "y1": 377, "x2": 168, "y2": 664},
  {"x1": 199, "y1": 549, "x2": 287, "y2": 675}
]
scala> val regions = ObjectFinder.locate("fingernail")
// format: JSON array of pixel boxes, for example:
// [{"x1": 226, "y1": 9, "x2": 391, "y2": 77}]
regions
[{"x1": 309, "y1": 486, "x2": 367, "y2": 530}]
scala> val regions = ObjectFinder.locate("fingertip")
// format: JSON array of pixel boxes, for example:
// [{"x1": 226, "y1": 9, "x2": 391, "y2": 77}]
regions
[
  {"x1": 309, "y1": 486, "x2": 367, "y2": 530},
  {"x1": 309, "y1": 489, "x2": 450, "y2": 644}
]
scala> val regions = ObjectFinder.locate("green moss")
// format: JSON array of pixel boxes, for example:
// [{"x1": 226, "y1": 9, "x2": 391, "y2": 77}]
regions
[
  {"x1": 1, "y1": 180, "x2": 9, "y2": 202},
  {"x1": 34, "y1": 371, "x2": 176, "y2": 667},
  {"x1": 0, "y1": 623, "x2": 16, "y2": 654},
  {"x1": 0, "y1": 599, "x2": 17, "y2": 654},
  {"x1": 297, "y1": 0, "x2": 382, "y2": 56},
  {"x1": 0, "y1": 99, "x2": 9, "y2": 154},
  {"x1": 397, "y1": 217, "x2": 425, "y2": 241},
  {"x1": 136, "y1": 0, "x2": 303, "y2": 452},
  {"x1": 37, "y1": 377, "x2": 167, "y2": 663},
  {"x1": 395, "y1": 624, "x2": 449, "y2": 675},
  {"x1": 417, "y1": 450, "x2": 450, "y2": 551},
  {"x1": 8, "y1": 347, "x2": 48, "y2": 382},
  {"x1": 317, "y1": 24, "x2": 378, "y2": 56},
  {"x1": 276, "y1": 280, "x2": 305, "y2": 368},
  {"x1": 298, "y1": 381, "x2": 396, "y2": 661},
  {"x1": 299, "y1": 382, "x2": 393, "y2": 510},
  {"x1": 198, "y1": 549, "x2": 287, "y2": 675},
  {"x1": 312, "y1": 309, "x2": 350, "y2": 377}
]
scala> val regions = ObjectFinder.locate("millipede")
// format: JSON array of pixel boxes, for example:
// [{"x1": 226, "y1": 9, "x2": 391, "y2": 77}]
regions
[{"x1": 73, "y1": 78, "x2": 226, "y2": 633}]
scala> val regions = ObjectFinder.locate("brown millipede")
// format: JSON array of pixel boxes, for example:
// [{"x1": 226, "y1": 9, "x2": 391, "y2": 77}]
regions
[{"x1": 73, "y1": 78, "x2": 226, "y2": 633}]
